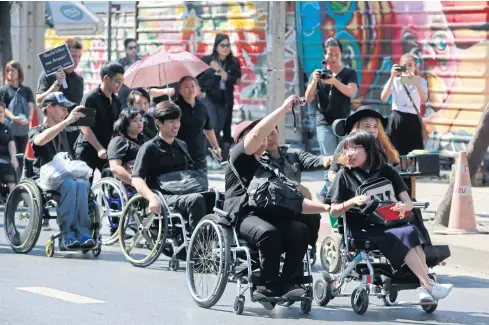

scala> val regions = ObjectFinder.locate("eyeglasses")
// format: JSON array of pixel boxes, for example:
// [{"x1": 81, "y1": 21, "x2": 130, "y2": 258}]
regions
[
  {"x1": 219, "y1": 43, "x2": 231, "y2": 48},
  {"x1": 342, "y1": 145, "x2": 363, "y2": 155},
  {"x1": 112, "y1": 78, "x2": 124, "y2": 84}
]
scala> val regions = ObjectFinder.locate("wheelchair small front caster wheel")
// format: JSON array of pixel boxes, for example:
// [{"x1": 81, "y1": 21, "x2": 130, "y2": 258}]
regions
[
  {"x1": 233, "y1": 295, "x2": 245, "y2": 315},
  {"x1": 92, "y1": 244, "x2": 101, "y2": 257},
  {"x1": 45, "y1": 241, "x2": 54, "y2": 257},
  {"x1": 351, "y1": 288, "x2": 369, "y2": 315},
  {"x1": 169, "y1": 258, "x2": 179, "y2": 271},
  {"x1": 382, "y1": 289, "x2": 398, "y2": 306},
  {"x1": 421, "y1": 302, "x2": 438, "y2": 313},
  {"x1": 314, "y1": 278, "x2": 333, "y2": 306},
  {"x1": 300, "y1": 299, "x2": 312, "y2": 314}
]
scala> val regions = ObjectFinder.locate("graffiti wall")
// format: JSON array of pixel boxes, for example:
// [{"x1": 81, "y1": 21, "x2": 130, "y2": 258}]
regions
[{"x1": 298, "y1": 1, "x2": 489, "y2": 156}]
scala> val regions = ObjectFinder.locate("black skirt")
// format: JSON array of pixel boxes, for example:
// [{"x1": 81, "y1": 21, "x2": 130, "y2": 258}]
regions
[
  {"x1": 387, "y1": 110, "x2": 424, "y2": 155},
  {"x1": 351, "y1": 224, "x2": 427, "y2": 270}
]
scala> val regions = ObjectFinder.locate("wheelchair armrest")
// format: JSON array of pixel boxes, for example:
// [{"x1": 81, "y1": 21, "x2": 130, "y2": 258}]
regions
[
  {"x1": 413, "y1": 201, "x2": 429, "y2": 209},
  {"x1": 15, "y1": 153, "x2": 24, "y2": 160},
  {"x1": 213, "y1": 207, "x2": 233, "y2": 224}
]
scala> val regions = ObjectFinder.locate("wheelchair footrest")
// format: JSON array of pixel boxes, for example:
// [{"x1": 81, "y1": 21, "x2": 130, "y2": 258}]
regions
[
  {"x1": 425, "y1": 244, "x2": 451, "y2": 267},
  {"x1": 250, "y1": 275, "x2": 312, "y2": 286}
]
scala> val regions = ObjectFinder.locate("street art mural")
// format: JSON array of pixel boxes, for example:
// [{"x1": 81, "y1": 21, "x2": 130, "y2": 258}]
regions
[{"x1": 298, "y1": 1, "x2": 489, "y2": 155}]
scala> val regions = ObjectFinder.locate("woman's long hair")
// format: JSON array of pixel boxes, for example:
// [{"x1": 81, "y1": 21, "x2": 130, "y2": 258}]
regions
[
  {"x1": 352, "y1": 119, "x2": 399, "y2": 164},
  {"x1": 113, "y1": 108, "x2": 140, "y2": 138},
  {"x1": 339, "y1": 130, "x2": 386, "y2": 170},
  {"x1": 400, "y1": 53, "x2": 419, "y2": 75},
  {"x1": 4, "y1": 61, "x2": 24, "y2": 84}
]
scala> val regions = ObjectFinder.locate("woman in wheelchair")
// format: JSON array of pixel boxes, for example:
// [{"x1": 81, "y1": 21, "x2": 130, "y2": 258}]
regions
[
  {"x1": 28, "y1": 92, "x2": 95, "y2": 249},
  {"x1": 328, "y1": 130, "x2": 452, "y2": 302},
  {"x1": 0, "y1": 102, "x2": 19, "y2": 193},
  {"x1": 107, "y1": 108, "x2": 147, "y2": 185},
  {"x1": 225, "y1": 95, "x2": 331, "y2": 306}
]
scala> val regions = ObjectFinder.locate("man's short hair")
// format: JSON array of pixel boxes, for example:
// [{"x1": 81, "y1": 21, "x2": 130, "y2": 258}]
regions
[
  {"x1": 128, "y1": 88, "x2": 150, "y2": 107},
  {"x1": 124, "y1": 38, "x2": 137, "y2": 49},
  {"x1": 323, "y1": 38, "x2": 343, "y2": 54},
  {"x1": 153, "y1": 102, "x2": 181, "y2": 122},
  {"x1": 65, "y1": 38, "x2": 83, "y2": 50},
  {"x1": 100, "y1": 61, "x2": 125, "y2": 80}
]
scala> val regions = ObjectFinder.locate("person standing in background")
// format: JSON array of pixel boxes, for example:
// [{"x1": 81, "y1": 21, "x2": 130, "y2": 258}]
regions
[
  {"x1": 197, "y1": 33, "x2": 241, "y2": 167},
  {"x1": 118, "y1": 38, "x2": 142, "y2": 109},
  {"x1": 304, "y1": 38, "x2": 358, "y2": 200},
  {"x1": 36, "y1": 38, "x2": 84, "y2": 147}
]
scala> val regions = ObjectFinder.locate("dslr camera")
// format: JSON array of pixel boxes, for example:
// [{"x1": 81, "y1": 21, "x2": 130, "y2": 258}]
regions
[
  {"x1": 320, "y1": 60, "x2": 333, "y2": 79},
  {"x1": 395, "y1": 66, "x2": 407, "y2": 73}
]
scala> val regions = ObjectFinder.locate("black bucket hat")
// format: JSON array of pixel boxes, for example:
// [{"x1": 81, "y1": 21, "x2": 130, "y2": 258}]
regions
[{"x1": 332, "y1": 105, "x2": 388, "y2": 137}]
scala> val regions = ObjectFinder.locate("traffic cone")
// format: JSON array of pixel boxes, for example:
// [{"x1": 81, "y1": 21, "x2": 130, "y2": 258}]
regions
[
  {"x1": 24, "y1": 108, "x2": 38, "y2": 160},
  {"x1": 436, "y1": 151, "x2": 482, "y2": 234}
]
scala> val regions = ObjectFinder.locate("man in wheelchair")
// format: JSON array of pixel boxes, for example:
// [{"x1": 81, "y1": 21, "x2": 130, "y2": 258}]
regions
[
  {"x1": 328, "y1": 130, "x2": 452, "y2": 303},
  {"x1": 131, "y1": 102, "x2": 209, "y2": 233},
  {"x1": 28, "y1": 92, "x2": 95, "y2": 249}
]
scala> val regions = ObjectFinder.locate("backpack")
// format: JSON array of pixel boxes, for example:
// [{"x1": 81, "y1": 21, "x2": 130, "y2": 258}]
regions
[{"x1": 5, "y1": 85, "x2": 29, "y2": 136}]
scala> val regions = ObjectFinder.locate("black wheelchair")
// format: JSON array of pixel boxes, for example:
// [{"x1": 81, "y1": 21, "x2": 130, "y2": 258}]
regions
[
  {"x1": 185, "y1": 208, "x2": 314, "y2": 315},
  {"x1": 117, "y1": 187, "x2": 224, "y2": 271},
  {"x1": 314, "y1": 202, "x2": 450, "y2": 315},
  {"x1": 3, "y1": 157, "x2": 102, "y2": 257}
]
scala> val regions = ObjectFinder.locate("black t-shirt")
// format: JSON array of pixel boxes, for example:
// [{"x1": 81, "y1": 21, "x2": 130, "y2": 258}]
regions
[
  {"x1": 132, "y1": 136, "x2": 190, "y2": 190},
  {"x1": 309, "y1": 67, "x2": 358, "y2": 125},
  {"x1": 141, "y1": 110, "x2": 158, "y2": 139},
  {"x1": 223, "y1": 141, "x2": 261, "y2": 221},
  {"x1": 28, "y1": 124, "x2": 73, "y2": 177},
  {"x1": 0, "y1": 123, "x2": 14, "y2": 161},
  {"x1": 107, "y1": 134, "x2": 147, "y2": 165},
  {"x1": 37, "y1": 71, "x2": 84, "y2": 105},
  {"x1": 76, "y1": 87, "x2": 122, "y2": 152},
  {"x1": 176, "y1": 96, "x2": 212, "y2": 166},
  {"x1": 0, "y1": 84, "x2": 35, "y2": 108},
  {"x1": 327, "y1": 164, "x2": 408, "y2": 229}
]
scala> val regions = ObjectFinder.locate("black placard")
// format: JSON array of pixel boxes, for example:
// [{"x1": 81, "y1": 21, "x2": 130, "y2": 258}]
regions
[{"x1": 38, "y1": 44, "x2": 75, "y2": 76}]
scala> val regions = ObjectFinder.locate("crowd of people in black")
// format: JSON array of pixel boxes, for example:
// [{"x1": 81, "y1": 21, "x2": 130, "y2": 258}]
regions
[{"x1": 0, "y1": 34, "x2": 452, "y2": 307}]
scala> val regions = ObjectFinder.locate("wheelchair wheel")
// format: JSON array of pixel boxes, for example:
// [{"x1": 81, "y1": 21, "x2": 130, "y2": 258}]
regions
[
  {"x1": 91, "y1": 178, "x2": 128, "y2": 246},
  {"x1": 421, "y1": 302, "x2": 438, "y2": 313},
  {"x1": 314, "y1": 276, "x2": 333, "y2": 306},
  {"x1": 4, "y1": 181, "x2": 42, "y2": 254},
  {"x1": 186, "y1": 214, "x2": 231, "y2": 309},
  {"x1": 382, "y1": 290, "x2": 398, "y2": 306},
  {"x1": 351, "y1": 288, "x2": 369, "y2": 315},
  {"x1": 118, "y1": 194, "x2": 167, "y2": 267},
  {"x1": 320, "y1": 233, "x2": 342, "y2": 273}
]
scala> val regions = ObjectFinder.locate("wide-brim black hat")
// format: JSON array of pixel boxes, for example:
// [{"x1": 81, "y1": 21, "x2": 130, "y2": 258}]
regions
[{"x1": 332, "y1": 105, "x2": 388, "y2": 137}]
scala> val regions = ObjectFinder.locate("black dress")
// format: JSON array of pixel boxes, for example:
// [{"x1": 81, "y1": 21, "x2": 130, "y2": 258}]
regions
[{"x1": 326, "y1": 164, "x2": 427, "y2": 269}]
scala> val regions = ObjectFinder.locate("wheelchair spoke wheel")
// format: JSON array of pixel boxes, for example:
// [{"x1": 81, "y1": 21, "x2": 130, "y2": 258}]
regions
[
  {"x1": 4, "y1": 183, "x2": 42, "y2": 254},
  {"x1": 186, "y1": 214, "x2": 231, "y2": 309},
  {"x1": 92, "y1": 178, "x2": 128, "y2": 246},
  {"x1": 119, "y1": 194, "x2": 166, "y2": 267},
  {"x1": 320, "y1": 234, "x2": 342, "y2": 273}
]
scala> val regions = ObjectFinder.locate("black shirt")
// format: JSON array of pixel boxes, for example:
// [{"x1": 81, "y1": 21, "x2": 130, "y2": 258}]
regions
[
  {"x1": 76, "y1": 87, "x2": 122, "y2": 152},
  {"x1": 223, "y1": 141, "x2": 261, "y2": 222},
  {"x1": 326, "y1": 164, "x2": 408, "y2": 230},
  {"x1": 107, "y1": 134, "x2": 147, "y2": 165},
  {"x1": 37, "y1": 71, "x2": 84, "y2": 105},
  {"x1": 132, "y1": 136, "x2": 190, "y2": 190},
  {"x1": 28, "y1": 124, "x2": 73, "y2": 177},
  {"x1": 141, "y1": 110, "x2": 158, "y2": 139},
  {"x1": 309, "y1": 67, "x2": 358, "y2": 126},
  {"x1": 0, "y1": 84, "x2": 35, "y2": 108},
  {"x1": 176, "y1": 96, "x2": 212, "y2": 167},
  {"x1": 0, "y1": 123, "x2": 14, "y2": 161}
]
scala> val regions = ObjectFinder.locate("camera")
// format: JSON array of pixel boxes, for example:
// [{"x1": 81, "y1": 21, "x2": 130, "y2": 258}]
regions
[
  {"x1": 320, "y1": 60, "x2": 333, "y2": 79},
  {"x1": 395, "y1": 66, "x2": 407, "y2": 73}
]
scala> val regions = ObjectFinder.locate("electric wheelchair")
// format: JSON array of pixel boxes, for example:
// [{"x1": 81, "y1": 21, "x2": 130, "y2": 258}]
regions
[
  {"x1": 3, "y1": 157, "x2": 102, "y2": 257},
  {"x1": 185, "y1": 208, "x2": 314, "y2": 315},
  {"x1": 314, "y1": 202, "x2": 450, "y2": 315},
  {"x1": 91, "y1": 165, "x2": 137, "y2": 246},
  {"x1": 117, "y1": 187, "x2": 224, "y2": 271}
]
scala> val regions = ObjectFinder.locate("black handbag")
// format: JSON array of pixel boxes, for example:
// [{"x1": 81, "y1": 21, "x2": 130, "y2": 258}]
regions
[
  {"x1": 157, "y1": 141, "x2": 208, "y2": 195},
  {"x1": 228, "y1": 156, "x2": 304, "y2": 216}
]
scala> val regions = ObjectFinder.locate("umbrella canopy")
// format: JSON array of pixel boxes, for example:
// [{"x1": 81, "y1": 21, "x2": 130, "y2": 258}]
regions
[
  {"x1": 124, "y1": 49, "x2": 210, "y2": 89},
  {"x1": 45, "y1": 1, "x2": 104, "y2": 36}
]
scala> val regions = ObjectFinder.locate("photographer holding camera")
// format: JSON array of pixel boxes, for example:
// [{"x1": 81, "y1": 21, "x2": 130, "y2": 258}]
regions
[{"x1": 305, "y1": 38, "x2": 358, "y2": 199}]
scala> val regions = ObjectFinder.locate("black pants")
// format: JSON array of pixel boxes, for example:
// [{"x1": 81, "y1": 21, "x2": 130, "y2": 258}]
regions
[
  {"x1": 14, "y1": 135, "x2": 28, "y2": 180},
  {"x1": 239, "y1": 215, "x2": 310, "y2": 284},
  {"x1": 75, "y1": 146, "x2": 107, "y2": 184},
  {"x1": 164, "y1": 193, "x2": 208, "y2": 231},
  {"x1": 297, "y1": 214, "x2": 321, "y2": 247}
]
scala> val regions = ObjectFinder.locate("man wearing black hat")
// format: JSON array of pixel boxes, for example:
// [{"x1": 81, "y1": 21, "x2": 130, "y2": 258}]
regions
[{"x1": 28, "y1": 92, "x2": 95, "y2": 250}]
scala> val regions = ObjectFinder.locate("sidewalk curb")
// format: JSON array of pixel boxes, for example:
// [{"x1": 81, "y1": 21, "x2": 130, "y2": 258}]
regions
[{"x1": 431, "y1": 238, "x2": 489, "y2": 275}]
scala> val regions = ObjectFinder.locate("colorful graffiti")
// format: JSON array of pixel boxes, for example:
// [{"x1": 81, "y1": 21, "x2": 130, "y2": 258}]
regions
[{"x1": 298, "y1": 1, "x2": 489, "y2": 155}]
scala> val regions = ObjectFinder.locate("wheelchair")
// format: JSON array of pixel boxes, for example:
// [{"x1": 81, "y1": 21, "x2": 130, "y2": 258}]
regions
[
  {"x1": 314, "y1": 202, "x2": 450, "y2": 315},
  {"x1": 3, "y1": 158, "x2": 102, "y2": 257},
  {"x1": 91, "y1": 165, "x2": 137, "y2": 246},
  {"x1": 185, "y1": 208, "x2": 314, "y2": 315},
  {"x1": 117, "y1": 187, "x2": 224, "y2": 270}
]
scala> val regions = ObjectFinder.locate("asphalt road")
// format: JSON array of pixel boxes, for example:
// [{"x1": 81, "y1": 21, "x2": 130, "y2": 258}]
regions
[{"x1": 1, "y1": 219, "x2": 489, "y2": 325}]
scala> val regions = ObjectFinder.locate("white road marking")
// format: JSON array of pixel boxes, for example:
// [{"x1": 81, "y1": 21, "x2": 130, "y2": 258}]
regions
[{"x1": 16, "y1": 287, "x2": 105, "y2": 304}]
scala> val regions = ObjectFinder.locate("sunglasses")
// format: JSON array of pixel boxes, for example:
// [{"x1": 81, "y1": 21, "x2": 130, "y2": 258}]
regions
[{"x1": 219, "y1": 43, "x2": 231, "y2": 48}]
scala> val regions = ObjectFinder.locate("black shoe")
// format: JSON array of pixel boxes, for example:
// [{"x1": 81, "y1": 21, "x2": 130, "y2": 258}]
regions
[{"x1": 252, "y1": 288, "x2": 276, "y2": 310}]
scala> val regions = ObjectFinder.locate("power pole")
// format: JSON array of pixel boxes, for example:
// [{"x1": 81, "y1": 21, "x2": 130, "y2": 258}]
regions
[
  {"x1": 266, "y1": 1, "x2": 286, "y2": 135},
  {"x1": 0, "y1": 2, "x2": 12, "y2": 86}
]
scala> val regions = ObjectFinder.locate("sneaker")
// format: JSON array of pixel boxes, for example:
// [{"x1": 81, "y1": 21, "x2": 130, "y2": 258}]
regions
[
  {"x1": 418, "y1": 287, "x2": 434, "y2": 302},
  {"x1": 252, "y1": 288, "x2": 275, "y2": 310},
  {"x1": 64, "y1": 238, "x2": 81, "y2": 249},
  {"x1": 282, "y1": 285, "x2": 305, "y2": 298},
  {"x1": 429, "y1": 280, "x2": 453, "y2": 301},
  {"x1": 80, "y1": 236, "x2": 96, "y2": 249},
  {"x1": 42, "y1": 219, "x2": 50, "y2": 231}
]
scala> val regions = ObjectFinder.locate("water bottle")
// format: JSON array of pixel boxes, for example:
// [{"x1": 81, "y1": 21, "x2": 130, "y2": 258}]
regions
[{"x1": 220, "y1": 79, "x2": 226, "y2": 90}]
